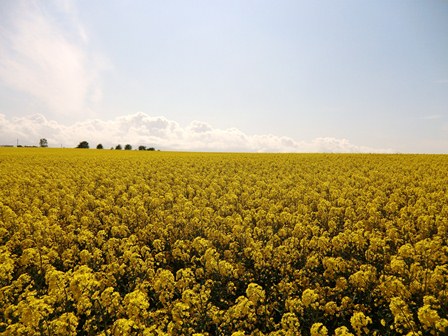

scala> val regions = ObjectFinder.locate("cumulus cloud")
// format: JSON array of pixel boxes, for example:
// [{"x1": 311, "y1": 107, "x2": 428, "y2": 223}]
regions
[
  {"x1": 0, "y1": 0, "x2": 108, "y2": 118},
  {"x1": 0, "y1": 112, "x2": 393, "y2": 153}
]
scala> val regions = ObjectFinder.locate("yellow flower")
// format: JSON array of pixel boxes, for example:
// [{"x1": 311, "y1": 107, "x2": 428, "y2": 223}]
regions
[
  {"x1": 301, "y1": 288, "x2": 319, "y2": 308},
  {"x1": 171, "y1": 302, "x2": 190, "y2": 325},
  {"x1": 285, "y1": 297, "x2": 304, "y2": 316},
  {"x1": 398, "y1": 243, "x2": 414, "y2": 259},
  {"x1": 348, "y1": 265, "x2": 376, "y2": 292},
  {"x1": 310, "y1": 322, "x2": 328, "y2": 336},
  {"x1": 100, "y1": 287, "x2": 121, "y2": 315},
  {"x1": 123, "y1": 290, "x2": 150, "y2": 322},
  {"x1": 334, "y1": 326, "x2": 355, "y2": 336},
  {"x1": 389, "y1": 297, "x2": 416, "y2": 334},
  {"x1": 350, "y1": 311, "x2": 372, "y2": 335},
  {"x1": 112, "y1": 318, "x2": 135, "y2": 335},
  {"x1": 281, "y1": 312, "x2": 301, "y2": 332},
  {"x1": 153, "y1": 269, "x2": 175, "y2": 306},
  {"x1": 417, "y1": 298, "x2": 448, "y2": 334},
  {"x1": 324, "y1": 301, "x2": 338, "y2": 316},
  {"x1": 49, "y1": 312, "x2": 78, "y2": 336},
  {"x1": 0, "y1": 248, "x2": 15, "y2": 284},
  {"x1": 246, "y1": 283, "x2": 265, "y2": 304}
]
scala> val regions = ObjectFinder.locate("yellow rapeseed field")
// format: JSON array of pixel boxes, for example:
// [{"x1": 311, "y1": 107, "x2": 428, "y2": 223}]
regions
[{"x1": 0, "y1": 148, "x2": 447, "y2": 335}]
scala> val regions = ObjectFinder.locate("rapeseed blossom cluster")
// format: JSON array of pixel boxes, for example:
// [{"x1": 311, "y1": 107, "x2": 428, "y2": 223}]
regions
[{"x1": 0, "y1": 148, "x2": 447, "y2": 335}]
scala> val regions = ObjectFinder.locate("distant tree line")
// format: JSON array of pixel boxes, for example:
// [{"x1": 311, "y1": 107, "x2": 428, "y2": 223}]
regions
[
  {"x1": 77, "y1": 141, "x2": 156, "y2": 151},
  {"x1": 15, "y1": 139, "x2": 157, "y2": 151}
]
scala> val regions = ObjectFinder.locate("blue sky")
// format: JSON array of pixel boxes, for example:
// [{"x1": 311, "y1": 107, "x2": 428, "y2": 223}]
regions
[{"x1": 0, "y1": 0, "x2": 447, "y2": 152}]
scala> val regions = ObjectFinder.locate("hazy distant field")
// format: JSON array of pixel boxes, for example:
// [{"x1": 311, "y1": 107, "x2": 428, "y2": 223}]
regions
[{"x1": 0, "y1": 148, "x2": 447, "y2": 335}]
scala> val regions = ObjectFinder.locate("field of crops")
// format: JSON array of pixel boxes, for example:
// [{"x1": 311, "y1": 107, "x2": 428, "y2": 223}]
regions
[{"x1": 0, "y1": 148, "x2": 447, "y2": 335}]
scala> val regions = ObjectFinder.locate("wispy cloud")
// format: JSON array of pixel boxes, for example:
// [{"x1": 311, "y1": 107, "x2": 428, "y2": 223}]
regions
[
  {"x1": 420, "y1": 114, "x2": 443, "y2": 120},
  {"x1": 0, "y1": 112, "x2": 394, "y2": 153},
  {"x1": 0, "y1": 0, "x2": 108, "y2": 118}
]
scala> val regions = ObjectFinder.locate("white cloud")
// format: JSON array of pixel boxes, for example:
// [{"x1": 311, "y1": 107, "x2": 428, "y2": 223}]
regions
[
  {"x1": 420, "y1": 114, "x2": 443, "y2": 120},
  {"x1": 0, "y1": 112, "x2": 393, "y2": 153},
  {"x1": 0, "y1": 0, "x2": 108, "y2": 118}
]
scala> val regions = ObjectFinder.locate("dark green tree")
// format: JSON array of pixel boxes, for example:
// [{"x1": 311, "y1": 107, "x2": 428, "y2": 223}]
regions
[
  {"x1": 125, "y1": 144, "x2": 132, "y2": 150},
  {"x1": 115, "y1": 144, "x2": 122, "y2": 150},
  {"x1": 39, "y1": 138, "x2": 48, "y2": 147},
  {"x1": 96, "y1": 144, "x2": 103, "y2": 149},
  {"x1": 77, "y1": 141, "x2": 89, "y2": 149},
  {"x1": 138, "y1": 145, "x2": 146, "y2": 151}
]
